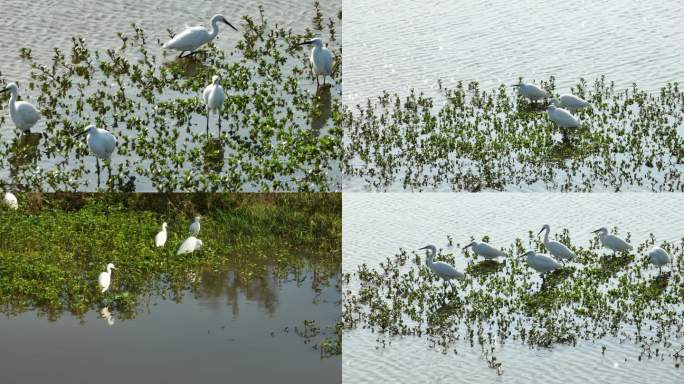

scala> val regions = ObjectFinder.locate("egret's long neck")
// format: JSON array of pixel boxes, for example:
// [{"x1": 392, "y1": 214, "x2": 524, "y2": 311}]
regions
[
  {"x1": 543, "y1": 227, "x2": 550, "y2": 244},
  {"x1": 8, "y1": 89, "x2": 17, "y2": 115},
  {"x1": 426, "y1": 251, "x2": 434, "y2": 268},
  {"x1": 209, "y1": 19, "x2": 220, "y2": 40},
  {"x1": 107, "y1": 265, "x2": 113, "y2": 274}
]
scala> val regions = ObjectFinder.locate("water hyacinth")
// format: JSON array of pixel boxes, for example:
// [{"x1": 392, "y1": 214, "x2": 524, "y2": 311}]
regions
[
  {"x1": 0, "y1": 3, "x2": 342, "y2": 192},
  {"x1": 343, "y1": 77, "x2": 684, "y2": 192},
  {"x1": 343, "y1": 229, "x2": 684, "y2": 371}
]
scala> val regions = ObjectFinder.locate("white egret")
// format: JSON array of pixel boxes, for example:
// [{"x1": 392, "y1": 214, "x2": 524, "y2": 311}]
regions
[
  {"x1": 74, "y1": 125, "x2": 117, "y2": 185},
  {"x1": 2, "y1": 192, "x2": 18, "y2": 210},
  {"x1": 298, "y1": 38, "x2": 334, "y2": 86},
  {"x1": 648, "y1": 247, "x2": 672, "y2": 274},
  {"x1": 163, "y1": 14, "x2": 238, "y2": 57},
  {"x1": 1, "y1": 83, "x2": 40, "y2": 133},
  {"x1": 98, "y1": 263, "x2": 116, "y2": 293},
  {"x1": 177, "y1": 236, "x2": 203, "y2": 255},
  {"x1": 203, "y1": 75, "x2": 225, "y2": 136},
  {"x1": 463, "y1": 241, "x2": 506, "y2": 260},
  {"x1": 538, "y1": 224, "x2": 575, "y2": 262},
  {"x1": 419, "y1": 245, "x2": 464, "y2": 288},
  {"x1": 547, "y1": 105, "x2": 580, "y2": 129},
  {"x1": 155, "y1": 222, "x2": 168, "y2": 247},
  {"x1": 521, "y1": 250, "x2": 562, "y2": 274},
  {"x1": 189, "y1": 216, "x2": 201, "y2": 235},
  {"x1": 592, "y1": 227, "x2": 632, "y2": 255},
  {"x1": 549, "y1": 94, "x2": 591, "y2": 112},
  {"x1": 512, "y1": 82, "x2": 548, "y2": 103}
]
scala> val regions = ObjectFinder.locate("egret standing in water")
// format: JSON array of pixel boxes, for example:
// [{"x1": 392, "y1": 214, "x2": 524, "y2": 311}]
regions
[
  {"x1": 98, "y1": 263, "x2": 116, "y2": 293},
  {"x1": 177, "y1": 236, "x2": 203, "y2": 255},
  {"x1": 298, "y1": 38, "x2": 334, "y2": 86},
  {"x1": 75, "y1": 125, "x2": 117, "y2": 186},
  {"x1": 203, "y1": 75, "x2": 225, "y2": 137},
  {"x1": 1, "y1": 83, "x2": 40, "y2": 133},
  {"x1": 163, "y1": 14, "x2": 238, "y2": 57},
  {"x1": 521, "y1": 250, "x2": 562, "y2": 274},
  {"x1": 648, "y1": 247, "x2": 672, "y2": 275},
  {"x1": 547, "y1": 105, "x2": 580, "y2": 129},
  {"x1": 512, "y1": 82, "x2": 548, "y2": 103},
  {"x1": 2, "y1": 191, "x2": 18, "y2": 210},
  {"x1": 155, "y1": 222, "x2": 168, "y2": 247},
  {"x1": 189, "y1": 216, "x2": 201, "y2": 235},
  {"x1": 549, "y1": 94, "x2": 591, "y2": 112},
  {"x1": 463, "y1": 240, "x2": 506, "y2": 260},
  {"x1": 592, "y1": 227, "x2": 632, "y2": 255},
  {"x1": 538, "y1": 224, "x2": 575, "y2": 263},
  {"x1": 419, "y1": 245, "x2": 464, "y2": 288}
]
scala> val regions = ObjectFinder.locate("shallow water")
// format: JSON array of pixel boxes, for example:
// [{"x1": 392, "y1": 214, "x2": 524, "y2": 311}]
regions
[
  {"x1": 0, "y1": 265, "x2": 341, "y2": 383},
  {"x1": 342, "y1": 193, "x2": 684, "y2": 383}
]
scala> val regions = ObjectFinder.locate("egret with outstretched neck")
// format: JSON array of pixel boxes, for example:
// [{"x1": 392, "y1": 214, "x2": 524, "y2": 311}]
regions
[
  {"x1": 463, "y1": 241, "x2": 506, "y2": 260},
  {"x1": 298, "y1": 38, "x2": 334, "y2": 86},
  {"x1": 74, "y1": 125, "x2": 117, "y2": 186},
  {"x1": 512, "y1": 82, "x2": 548, "y2": 103},
  {"x1": 203, "y1": 75, "x2": 225, "y2": 136},
  {"x1": 98, "y1": 263, "x2": 116, "y2": 293},
  {"x1": 419, "y1": 245, "x2": 464, "y2": 288},
  {"x1": 648, "y1": 247, "x2": 672, "y2": 275},
  {"x1": 593, "y1": 227, "x2": 632, "y2": 255},
  {"x1": 538, "y1": 224, "x2": 575, "y2": 263},
  {"x1": 1, "y1": 83, "x2": 40, "y2": 133},
  {"x1": 549, "y1": 94, "x2": 590, "y2": 112},
  {"x1": 164, "y1": 14, "x2": 238, "y2": 57},
  {"x1": 155, "y1": 222, "x2": 168, "y2": 247}
]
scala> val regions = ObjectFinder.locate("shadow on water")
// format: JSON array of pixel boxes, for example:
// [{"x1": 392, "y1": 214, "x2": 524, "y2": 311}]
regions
[
  {"x1": 8, "y1": 132, "x2": 41, "y2": 175},
  {"x1": 466, "y1": 259, "x2": 504, "y2": 276},
  {"x1": 203, "y1": 138, "x2": 225, "y2": 173},
  {"x1": 162, "y1": 54, "x2": 209, "y2": 79},
  {"x1": 311, "y1": 84, "x2": 332, "y2": 133}
]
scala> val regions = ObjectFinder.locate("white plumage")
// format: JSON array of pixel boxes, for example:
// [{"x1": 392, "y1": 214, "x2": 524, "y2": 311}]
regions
[
  {"x1": 593, "y1": 227, "x2": 633, "y2": 254},
  {"x1": 420, "y1": 245, "x2": 464, "y2": 284},
  {"x1": 98, "y1": 263, "x2": 116, "y2": 293},
  {"x1": 512, "y1": 82, "x2": 548, "y2": 102},
  {"x1": 299, "y1": 38, "x2": 334, "y2": 85},
  {"x1": 1, "y1": 82, "x2": 40, "y2": 133},
  {"x1": 189, "y1": 216, "x2": 201, "y2": 235},
  {"x1": 523, "y1": 251, "x2": 562, "y2": 274},
  {"x1": 2, "y1": 192, "x2": 18, "y2": 210},
  {"x1": 155, "y1": 222, "x2": 168, "y2": 247},
  {"x1": 538, "y1": 224, "x2": 575, "y2": 262},
  {"x1": 547, "y1": 105, "x2": 580, "y2": 128},
  {"x1": 549, "y1": 94, "x2": 591, "y2": 111},
  {"x1": 203, "y1": 75, "x2": 225, "y2": 135},
  {"x1": 648, "y1": 247, "x2": 672, "y2": 273},
  {"x1": 177, "y1": 236, "x2": 203, "y2": 255},
  {"x1": 75, "y1": 125, "x2": 117, "y2": 161},
  {"x1": 164, "y1": 14, "x2": 237, "y2": 55},
  {"x1": 464, "y1": 240, "x2": 506, "y2": 260}
]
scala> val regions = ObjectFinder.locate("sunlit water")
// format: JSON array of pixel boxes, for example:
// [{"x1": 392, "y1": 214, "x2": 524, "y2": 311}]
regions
[
  {"x1": 0, "y1": 0, "x2": 340, "y2": 192},
  {"x1": 343, "y1": 193, "x2": 684, "y2": 383},
  {"x1": 0, "y1": 266, "x2": 341, "y2": 383}
]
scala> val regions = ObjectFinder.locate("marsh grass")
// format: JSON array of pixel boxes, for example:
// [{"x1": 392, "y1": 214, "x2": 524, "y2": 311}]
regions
[
  {"x1": 343, "y1": 77, "x2": 684, "y2": 192},
  {"x1": 343, "y1": 229, "x2": 684, "y2": 370},
  {"x1": 0, "y1": 193, "x2": 341, "y2": 328},
  {"x1": 0, "y1": 3, "x2": 342, "y2": 192}
]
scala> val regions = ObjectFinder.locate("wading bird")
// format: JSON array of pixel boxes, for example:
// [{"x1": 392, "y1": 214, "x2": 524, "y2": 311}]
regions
[
  {"x1": 2, "y1": 192, "x2": 18, "y2": 210},
  {"x1": 203, "y1": 75, "x2": 225, "y2": 136},
  {"x1": 648, "y1": 247, "x2": 672, "y2": 275},
  {"x1": 177, "y1": 236, "x2": 203, "y2": 255},
  {"x1": 549, "y1": 94, "x2": 591, "y2": 112},
  {"x1": 163, "y1": 14, "x2": 238, "y2": 57},
  {"x1": 419, "y1": 245, "x2": 464, "y2": 288},
  {"x1": 74, "y1": 125, "x2": 117, "y2": 185},
  {"x1": 463, "y1": 240, "x2": 506, "y2": 260},
  {"x1": 298, "y1": 38, "x2": 334, "y2": 86},
  {"x1": 189, "y1": 216, "x2": 201, "y2": 235},
  {"x1": 155, "y1": 222, "x2": 168, "y2": 247},
  {"x1": 538, "y1": 224, "x2": 575, "y2": 263},
  {"x1": 512, "y1": 82, "x2": 548, "y2": 103},
  {"x1": 98, "y1": 263, "x2": 116, "y2": 293},
  {"x1": 521, "y1": 250, "x2": 562, "y2": 274},
  {"x1": 593, "y1": 227, "x2": 632, "y2": 255},
  {"x1": 1, "y1": 82, "x2": 40, "y2": 133},
  {"x1": 547, "y1": 105, "x2": 580, "y2": 129}
]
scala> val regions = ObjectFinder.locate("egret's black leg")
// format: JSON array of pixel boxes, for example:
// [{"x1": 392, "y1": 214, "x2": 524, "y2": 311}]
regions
[
  {"x1": 218, "y1": 110, "x2": 222, "y2": 137},
  {"x1": 96, "y1": 158, "x2": 101, "y2": 188},
  {"x1": 206, "y1": 110, "x2": 210, "y2": 138}
]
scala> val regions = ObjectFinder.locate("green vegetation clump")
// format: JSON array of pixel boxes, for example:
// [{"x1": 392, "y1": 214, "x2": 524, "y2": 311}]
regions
[
  {"x1": 0, "y1": 3, "x2": 342, "y2": 192},
  {"x1": 343, "y1": 77, "x2": 684, "y2": 191},
  {"x1": 343, "y1": 229, "x2": 684, "y2": 369},
  {"x1": 0, "y1": 193, "x2": 341, "y2": 323}
]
